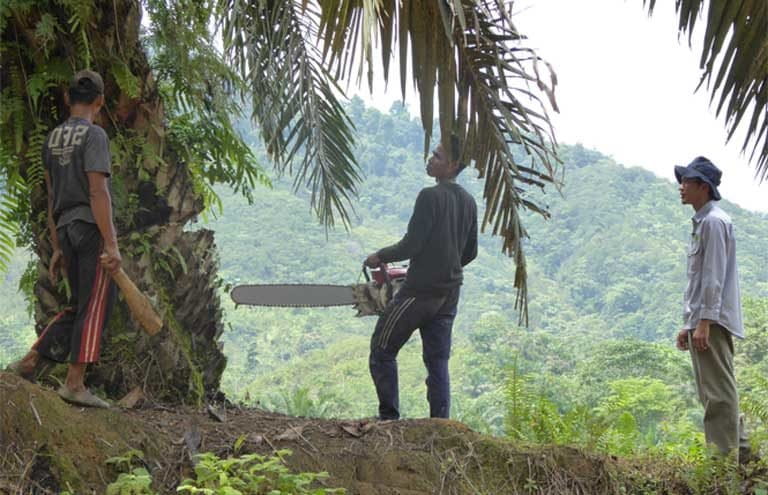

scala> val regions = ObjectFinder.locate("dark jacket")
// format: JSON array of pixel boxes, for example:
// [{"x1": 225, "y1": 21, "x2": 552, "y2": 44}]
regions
[{"x1": 377, "y1": 182, "x2": 477, "y2": 295}]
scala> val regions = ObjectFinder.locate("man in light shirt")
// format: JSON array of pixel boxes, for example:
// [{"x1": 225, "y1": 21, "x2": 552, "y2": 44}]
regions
[{"x1": 675, "y1": 156, "x2": 751, "y2": 462}]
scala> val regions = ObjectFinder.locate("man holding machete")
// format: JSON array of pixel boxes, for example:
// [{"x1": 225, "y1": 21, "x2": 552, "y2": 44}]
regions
[
  {"x1": 7, "y1": 70, "x2": 121, "y2": 408},
  {"x1": 364, "y1": 135, "x2": 478, "y2": 420}
]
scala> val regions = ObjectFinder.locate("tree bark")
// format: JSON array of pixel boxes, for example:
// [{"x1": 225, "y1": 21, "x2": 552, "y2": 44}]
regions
[{"x1": 4, "y1": 0, "x2": 227, "y2": 404}]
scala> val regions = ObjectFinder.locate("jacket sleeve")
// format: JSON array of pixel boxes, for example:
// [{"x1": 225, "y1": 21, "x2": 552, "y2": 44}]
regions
[
  {"x1": 377, "y1": 189, "x2": 435, "y2": 263},
  {"x1": 698, "y1": 217, "x2": 728, "y2": 322},
  {"x1": 461, "y1": 203, "x2": 478, "y2": 266}
]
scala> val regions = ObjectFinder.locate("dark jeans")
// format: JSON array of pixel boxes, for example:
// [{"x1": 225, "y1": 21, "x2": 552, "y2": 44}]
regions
[
  {"x1": 33, "y1": 221, "x2": 116, "y2": 364},
  {"x1": 369, "y1": 287, "x2": 459, "y2": 419}
]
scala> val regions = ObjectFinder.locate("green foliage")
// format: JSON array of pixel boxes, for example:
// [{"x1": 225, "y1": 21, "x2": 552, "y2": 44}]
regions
[
  {"x1": 2, "y1": 101, "x2": 768, "y2": 470},
  {"x1": 177, "y1": 449, "x2": 345, "y2": 494},
  {"x1": 143, "y1": 0, "x2": 271, "y2": 216},
  {"x1": 645, "y1": 0, "x2": 768, "y2": 179},
  {"x1": 0, "y1": 174, "x2": 23, "y2": 272},
  {"x1": 1, "y1": 0, "x2": 273, "y2": 275},
  {"x1": 107, "y1": 469, "x2": 155, "y2": 495},
  {"x1": 105, "y1": 450, "x2": 156, "y2": 495},
  {"x1": 1, "y1": 0, "x2": 93, "y2": 265},
  {"x1": 503, "y1": 364, "x2": 647, "y2": 456},
  {"x1": 261, "y1": 387, "x2": 347, "y2": 419},
  {"x1": 106, "y1": 449, "x2": 148, "y2": 472}
]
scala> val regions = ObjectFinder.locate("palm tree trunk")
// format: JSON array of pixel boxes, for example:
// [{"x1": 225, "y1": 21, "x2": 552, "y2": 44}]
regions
[{"x1": 6, "y1": 0, "x2": 227, "y2": 404}]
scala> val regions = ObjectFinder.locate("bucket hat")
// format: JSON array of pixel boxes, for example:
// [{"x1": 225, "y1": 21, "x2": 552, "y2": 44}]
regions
[{"x1": 674, "y1": 156, "x2": 722, "y2": 201}]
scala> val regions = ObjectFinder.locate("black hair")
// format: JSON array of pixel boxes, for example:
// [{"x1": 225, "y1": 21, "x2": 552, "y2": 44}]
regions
[
  {"x1": 68, "y1": 78, "x2": 102, "y2": 105},
  {"x1": 449, "y1": 134, "x2": 460, "y2": 162},
  {"x1": 450, "y1": 134, "x2": 468, "y2": 175}
]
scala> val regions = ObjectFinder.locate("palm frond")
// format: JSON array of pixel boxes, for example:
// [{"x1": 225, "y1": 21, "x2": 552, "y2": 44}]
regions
[
  {"x1": 218, "y1": 0, "x2": 362, "y2": 229},
  {"x1": 318, "y1": 0, "x2": 560, "y2": 322},
  {"x1": 646, "y1": 0, "x2": 768, "y2": 181}
]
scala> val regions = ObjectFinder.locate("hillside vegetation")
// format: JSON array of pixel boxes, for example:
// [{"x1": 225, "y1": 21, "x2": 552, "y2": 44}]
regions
[{"x1": 1, "y1": 100, "x2": 767, "y2": 492}]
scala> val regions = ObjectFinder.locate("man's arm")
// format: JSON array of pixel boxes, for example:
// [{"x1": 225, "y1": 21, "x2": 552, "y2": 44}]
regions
[
  {"x1": 87, "y1": 172, "x2": 121, "y2": 273},
  {"x1": 698, "y1": 218, "x2": 728, "y2": 322},
  {"x1": 461, "y1": 209, "x2": 477, "y2": 266},
  {"x1": 372, "y1": 189, "x2": 435, "y2": 264}
]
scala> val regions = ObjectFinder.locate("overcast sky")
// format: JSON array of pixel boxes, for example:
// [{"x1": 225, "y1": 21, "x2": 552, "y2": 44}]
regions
[{"x1": 355, "y1": 0, "x2": 766, "y2": 213}]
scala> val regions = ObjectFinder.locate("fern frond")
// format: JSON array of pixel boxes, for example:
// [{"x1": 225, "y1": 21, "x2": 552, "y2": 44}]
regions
[
  {"x1": 24, "y1": 121, "x2": 48, "y2": 190},
  {"x1": 33, "y1": 12, "x2": 62, "y2": 58},
  {"x1": 111, "y1": 59, "x2": 140, "y2": 99},
  {"x1": 8, "y1": 64, "x2": 28, "y2": 153},
  {"x1": 0, "y1": 144, "x2": 27, "y2": 273},
  {"x1": 60, "y1": 0, "x2": 93, "y2": 68},
  {"x1": 742, "y1": 374, "x2": 768, "y2": 423}
]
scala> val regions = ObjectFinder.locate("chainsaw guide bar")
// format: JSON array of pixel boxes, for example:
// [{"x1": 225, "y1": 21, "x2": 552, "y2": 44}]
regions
[{"x1": 231, "y1": 284, "x2": 357, "y2": 308}]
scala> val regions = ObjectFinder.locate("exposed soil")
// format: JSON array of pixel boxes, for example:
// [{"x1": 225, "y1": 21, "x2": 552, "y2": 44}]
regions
[{"x1": 0, "y1": 372, "x2": 718, "y2": 494}]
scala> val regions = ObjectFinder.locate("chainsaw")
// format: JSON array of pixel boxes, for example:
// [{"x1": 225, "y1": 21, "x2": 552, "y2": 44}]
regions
[{"x1": 230, "y1": 264, "x2": 407, "y2": 316}]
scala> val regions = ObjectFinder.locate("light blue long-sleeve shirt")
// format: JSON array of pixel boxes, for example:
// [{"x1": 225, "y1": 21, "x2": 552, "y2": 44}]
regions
[{"x1": 683, "y1": 201, "x2": 744, "y2": 338}]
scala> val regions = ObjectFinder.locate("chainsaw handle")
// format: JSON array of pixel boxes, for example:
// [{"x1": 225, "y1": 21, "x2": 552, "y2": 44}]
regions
[{"x1": 362, "y1": 262, "x2": 391, "y2": 286}]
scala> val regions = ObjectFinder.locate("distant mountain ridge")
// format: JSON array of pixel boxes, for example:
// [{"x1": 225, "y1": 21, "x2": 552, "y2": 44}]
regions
[{"x1": 1, "y1": 100, "x2": 766, "y2": 424}]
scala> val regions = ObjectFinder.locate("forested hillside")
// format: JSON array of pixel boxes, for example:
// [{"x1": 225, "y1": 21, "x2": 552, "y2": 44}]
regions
[{"x1": 2, "y1": 99, "x2": 766, "y2": 458}]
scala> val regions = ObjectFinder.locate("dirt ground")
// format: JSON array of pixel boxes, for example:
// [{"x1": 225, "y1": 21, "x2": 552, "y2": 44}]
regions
[{"x1": 0, "y1": 372, "x2": 713, "y2": 494}]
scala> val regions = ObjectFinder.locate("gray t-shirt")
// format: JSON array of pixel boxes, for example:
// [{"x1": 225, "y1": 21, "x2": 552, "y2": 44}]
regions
[{"x1": 43, "y1": 117, "x2": 111, "y2": 228}]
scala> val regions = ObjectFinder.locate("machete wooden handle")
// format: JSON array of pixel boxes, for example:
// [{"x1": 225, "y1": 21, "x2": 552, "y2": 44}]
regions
[{"x1": 109, "y1": 266, "x2": 163, "y2": 336}]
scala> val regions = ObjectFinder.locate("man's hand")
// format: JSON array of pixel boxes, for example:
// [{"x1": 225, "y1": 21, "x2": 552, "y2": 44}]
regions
[
  {"x1": 676, "y1": 329, "x2": 690, "y2": 351},
  {"x1": 364, "y1": 253, "x2": 381, "y2": 268},
  {"x1": 691, "y1": 319, "x2": 711, "y2": 352},
  {"x1": 49, "y1": 249, "x2": 66, "y2": 284},
  {"x1": 100, "y1": 244, "x2": 122, "y2": 275}
]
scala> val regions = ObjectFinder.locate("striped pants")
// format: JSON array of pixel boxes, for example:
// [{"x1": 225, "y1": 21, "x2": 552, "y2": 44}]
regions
[
  {"x1": 369, "y1": 287, "x2": 459, "y2": 420},
  {"x1": 33, "y1": 221, "x2": 116, "y2": 364}
]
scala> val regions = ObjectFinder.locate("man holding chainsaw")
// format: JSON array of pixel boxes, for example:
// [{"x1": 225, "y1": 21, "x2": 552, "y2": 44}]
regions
[{"x1": 365, "y1": 135, "x2": 477, "y2": 420}]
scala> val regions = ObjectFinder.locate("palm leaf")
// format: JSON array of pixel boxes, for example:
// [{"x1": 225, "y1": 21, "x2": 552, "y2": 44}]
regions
[
  {"x1": 646, "y1": 0, "x2": 768, "y2": 181},
  {"x1": 317, "y1": 0, "x2": 560, "y2": 322},
  {"x1": 218, "y1": 0, "x2": 362, "y2": 229}
]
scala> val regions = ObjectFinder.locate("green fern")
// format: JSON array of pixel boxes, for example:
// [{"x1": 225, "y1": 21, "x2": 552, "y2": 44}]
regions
[
  {"x1": 60, "y1": 0, "x2": 93, "y2": 68},
  {"x1": 8, "y1": 64, "x2": 28, "y2": 153},
  {"x1": 503, "y1": 358, "x2": 534, "y2": 441},
  {"x1": 0, "y1": 154, "x2": 27, "y2": 272},
  {"x1": 24, "y1": 121, "x2": 48, "y2": 190},
  {"x1": 0, "y1": 191, "x2": 19, "y2": 272},
  {"x1": 33, "y1": 12, "x2": 61, "y2": 58},
  {"x1": 742, "y1": 374, "x2": 768, "y2": 423},
  {"x1": 112, "y1": 59, "x2": 141, "y2": 99}
]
